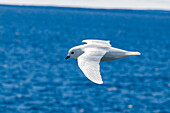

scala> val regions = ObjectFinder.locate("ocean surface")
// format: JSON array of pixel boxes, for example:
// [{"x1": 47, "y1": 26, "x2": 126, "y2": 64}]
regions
[{"x1": 0, "y1": 5, "x2": 169, "y2": 113}]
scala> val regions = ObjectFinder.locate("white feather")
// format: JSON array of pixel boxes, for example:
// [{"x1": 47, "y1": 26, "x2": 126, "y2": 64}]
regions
[
  {"x1": 82, "y1": 39, "x2": 111, "y2": 47},
  {"x1": 78, "y1": 50, "x2": 106, "y2": 84}
]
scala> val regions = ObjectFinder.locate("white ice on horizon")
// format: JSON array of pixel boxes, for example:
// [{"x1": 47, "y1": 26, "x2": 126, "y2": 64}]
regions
[{"x1": 0, "y1": 0, "x2": 170, "y2": 10}]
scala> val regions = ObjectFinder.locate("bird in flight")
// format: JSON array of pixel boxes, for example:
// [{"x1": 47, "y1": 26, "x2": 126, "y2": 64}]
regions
[{"x1": 65, "y1": 39, "x2": 141, "y2": 84}]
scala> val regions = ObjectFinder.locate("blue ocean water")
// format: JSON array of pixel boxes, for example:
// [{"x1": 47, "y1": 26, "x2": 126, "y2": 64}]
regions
[{"x1": 0, "y1": 5, "x2": 169, "y2": 113}]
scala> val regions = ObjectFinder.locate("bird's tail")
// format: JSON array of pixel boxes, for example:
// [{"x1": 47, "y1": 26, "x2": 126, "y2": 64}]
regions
[{"x1": 125, "y1": 52, "x2": 141, "y2": 56}]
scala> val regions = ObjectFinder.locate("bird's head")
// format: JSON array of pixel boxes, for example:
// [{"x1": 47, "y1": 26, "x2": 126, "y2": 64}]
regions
[{"x1": 65, "y1": 46, "x2": 84, "y2": 60}]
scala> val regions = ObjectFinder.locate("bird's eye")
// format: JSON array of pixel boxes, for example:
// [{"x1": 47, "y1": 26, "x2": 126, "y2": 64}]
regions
[{"x1": 71, "y1": 52, "x2": 74, "y2": 54}]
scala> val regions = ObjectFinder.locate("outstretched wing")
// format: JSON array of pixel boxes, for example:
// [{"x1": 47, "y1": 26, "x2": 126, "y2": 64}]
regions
[
  {"x1": 82, "y1": 39, "x2": 111, "y2": 47},
  {"x1": 78, "y1": 49, "x2": 106, "y2": 84}
]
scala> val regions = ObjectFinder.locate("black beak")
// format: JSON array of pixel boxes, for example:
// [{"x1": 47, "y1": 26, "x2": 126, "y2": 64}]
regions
[{"x1": 65, "y1": 56, "x2": 70, "y2": 60}]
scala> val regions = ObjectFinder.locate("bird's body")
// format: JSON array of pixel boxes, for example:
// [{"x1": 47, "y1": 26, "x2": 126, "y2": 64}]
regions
[
  {"x1": 101, "y1": 46, "x2": 140, "y2": 62},
  {"x1": 66, "y1": 39, "x2": 141, "y2": 84}
]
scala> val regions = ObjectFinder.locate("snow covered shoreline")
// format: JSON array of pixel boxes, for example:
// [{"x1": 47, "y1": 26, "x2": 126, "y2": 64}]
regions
[{"x1": 0, "y1": 0, "x2": 170, "y2": 11}]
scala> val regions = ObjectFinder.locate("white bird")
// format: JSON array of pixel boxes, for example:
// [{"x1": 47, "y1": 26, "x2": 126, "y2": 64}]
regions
[{"x1": 65, "y1": 39, "x2": 141, "y2": 84}]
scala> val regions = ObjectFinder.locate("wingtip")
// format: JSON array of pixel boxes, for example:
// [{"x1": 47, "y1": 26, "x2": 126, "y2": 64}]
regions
[
  {"x1": 98, "y1": 81, "x2": 103, "y2": 84},
  {"x1": 94, "y1": 81, "x2": 103, "y2": 84}
]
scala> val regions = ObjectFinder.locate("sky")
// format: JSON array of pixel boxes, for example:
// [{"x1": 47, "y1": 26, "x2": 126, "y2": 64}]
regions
[{"x1": 0, "y1": 0, "x2": 170, "y2": 10}]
